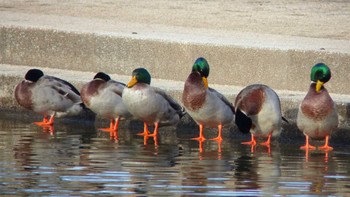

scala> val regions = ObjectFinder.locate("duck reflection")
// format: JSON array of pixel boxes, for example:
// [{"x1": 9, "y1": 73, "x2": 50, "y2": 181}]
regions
[
  {"x1": 302, "y1": 152, "x2": 336, "y2": 195},
  {"x1": 234, "y1": 155, "x2": 260, "y2": 190}
]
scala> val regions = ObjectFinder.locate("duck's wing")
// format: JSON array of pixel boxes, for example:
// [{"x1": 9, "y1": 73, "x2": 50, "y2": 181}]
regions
[
  {"x1": 50, "y1": 76, "x2": 81, "y2": 95},
  {"x1": 208, "y1": 87, "x2": 235, "y2": 114},
  {"x1": 108, "y1": 80, "x2": 126, "y2": 97},
  {"x1": 153, "y1": 87, "x2": 186, "y2": 117},
  {"x1": 44, "y1": 76, "x2": 82, "y2": 104}
]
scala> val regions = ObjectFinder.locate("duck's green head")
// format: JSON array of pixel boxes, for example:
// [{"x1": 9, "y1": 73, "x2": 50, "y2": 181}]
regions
[
  {"x1": 94, "y1": 72, "x2": 111, "y2": 81},
  {"x1": 310, "y1": 63, "x2": 331, "y2": 92},
  {"x1": 25, "y1": 69, "x2": 44, "y2": 82},
  {"x1": 127, "y1": 68, "x2": 151, "y2": 88},
  {"x1": 192, "y1": 57, "x2": 210, "y2": 88}
]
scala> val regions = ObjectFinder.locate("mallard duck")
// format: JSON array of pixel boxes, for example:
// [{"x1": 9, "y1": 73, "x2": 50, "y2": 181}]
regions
[
  {"x1": 182, "y1": 57, "x2": 235, "y2": 142},
  {"x1": 122, "y1": 68, "x2": 185, "y2": 137},
  {"x1": 234, "y1": 84, "x2": 285, "y2": 148},
  {"x1": 297, "y1": 63, "x2": 338, "y2": 151},
  {"x1": 14, "y1": 68, "x2": 83, "y2": 126},
  {"x1": 80, "y1": 72, "x2": 132, "y2": 132}
]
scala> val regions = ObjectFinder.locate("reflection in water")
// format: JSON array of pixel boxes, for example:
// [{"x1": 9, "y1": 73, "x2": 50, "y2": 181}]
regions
[
  {"x1": 0, "y1": 116, "x2": 350, "y2": 196},
  {"x1": 234, "y1": 155, "x2": 260, "y2": 190},
  {"x1": 301, "y1": 152, "x2": 335, "y2": 195}
]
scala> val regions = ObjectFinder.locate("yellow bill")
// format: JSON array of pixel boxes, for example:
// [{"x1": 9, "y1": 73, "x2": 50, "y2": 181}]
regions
[
  {"x1": 202, "y1": 77, "x2": 208, "y2": 89},
  {"x1": 127, "y1": 76, "x2": 138, "y2": 88},
  {"x1": 316, "y1": 80, "x2": 324, "y2": 93}
]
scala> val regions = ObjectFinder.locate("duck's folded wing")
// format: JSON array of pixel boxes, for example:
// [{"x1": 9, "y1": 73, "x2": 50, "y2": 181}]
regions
[
  {"x1": 208, "y1": 87, "x2": 235, "y2": 114},
  {"x1": 44, "y1": 76, "x2": 82, "y2": 104},
  {"x1": 153, "y1": 87, "x2": 186, "y2": 116},
  {"x1": 49, "y1": 76, "x2": 81, "y2": 95},
  {"x1": 109, "y1": 80, "x2": 126, "y2": 97}
]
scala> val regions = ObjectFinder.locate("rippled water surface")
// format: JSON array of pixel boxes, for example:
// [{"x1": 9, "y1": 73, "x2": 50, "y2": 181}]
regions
[{"x1": 1, "y1": 115, "x2": 350, "y2": 196}]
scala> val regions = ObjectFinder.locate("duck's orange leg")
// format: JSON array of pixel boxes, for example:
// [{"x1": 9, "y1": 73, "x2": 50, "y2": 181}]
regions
[
  {"x1": 137, "y1": 122, "x2": 150, "y2": 136},
  {"x1": 300, "y1": 135, "x2": 316, "y2": 150},
  {"x1": 318, "y1": 135, "x2": 333, "y2": 151},
  {"x1": 113, "y1": 117, "x2": 120, "y2": 131},
  {"x1": 192, "y1": 124, "x2": 206, "y2": 142},
  {"x1": 148, "y1": 122, "x2": 159, "y2": 137},
  {"x1": 242, "y1": 133, "x2": 257, "y2": 146},
  {"x1": 260, "y1": 134, "x2": 272, "y2": 146},
  {"x1": 210, "y1": 124, "x2": 223, "y2": 142}
]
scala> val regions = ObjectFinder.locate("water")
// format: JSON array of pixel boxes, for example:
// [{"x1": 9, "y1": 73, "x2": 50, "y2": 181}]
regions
[{"x1": 1, "y1": 115, "x2": 350, "y2": 196}]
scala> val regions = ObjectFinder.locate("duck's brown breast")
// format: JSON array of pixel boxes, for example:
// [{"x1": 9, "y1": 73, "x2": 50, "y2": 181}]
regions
[
  {"x1": 14, "y1": 81, "x2": 33, "y2": 110},
  {"x1": 81, "y1": 80, "x2": 105, "y2": 106},
  {"x1": 182, "y1": 72, "x2": 206, "y2": 111},
  {"x1": 301, "y1": 84, "x2": 334, "y2": 121}
]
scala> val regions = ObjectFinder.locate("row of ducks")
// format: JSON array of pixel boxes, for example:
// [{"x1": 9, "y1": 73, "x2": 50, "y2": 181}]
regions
[{"x1": 14, "y1": 57, "x2": 338, "y2": 151}]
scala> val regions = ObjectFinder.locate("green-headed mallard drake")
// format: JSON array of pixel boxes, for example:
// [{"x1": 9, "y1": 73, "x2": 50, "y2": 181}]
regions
[
  {"x1": 234, "y1": 84, "x2": 285, "y2": 148},
  {"x1": 122, "y1": 68, "x2": 185, "y2": 137},
  {"x1": 14, "y1": 68, "x2": 83, "y2": 126},
  {"x1": 80, "y1": 72, "x2": 132, "y2": 133},
  {"x1": 297, "y1": 63, "x2": 338, "y2": 151},
  {"x1": 182, "y1": 57, "x2": 235, "y2": 142}
]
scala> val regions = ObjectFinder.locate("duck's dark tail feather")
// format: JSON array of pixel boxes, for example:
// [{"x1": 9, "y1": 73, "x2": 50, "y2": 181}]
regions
[{"x1": 235, "y1": 108, "x2": 252, "y2": 134}]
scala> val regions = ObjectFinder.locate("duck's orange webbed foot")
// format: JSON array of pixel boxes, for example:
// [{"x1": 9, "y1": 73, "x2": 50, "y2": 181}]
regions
[
  {"x1": 210, "y1": 136, "x2": 223, "y2": 142},
  {"x1": 98, "y1": 118, "x2": 119, "y2": 133},
  {"x1": 35, "y1": 116, "x2": 54, "y2": 126},
  {"x1": 319, "y1": 145, "x2": 333, "y2": 151},
  {"x1": 300, "y1": 144, "x2": 316, "y2": 150},
  {"x1": 242, "y1": 134, "x2": 257, "y2": 146},
  {"x1": 210, "y1": 124, "x2": 223, "y2": 142},
  {"x1": 260, "y1": 134, "x2": 271, "y2": 147},
  {"x1": 242, "y1": 134, "x2": 257, "y2": 153},
  {"x1": 192, "y1": 136, "x2": 206, "y2": 142},
  {"x1": 99, "y1": 119, "x2": 117, "y2": 132},
  {"x1": 300, "y1": 135, "x2": 316, "y2": 150},
  {"x1": 192, "y1": 124, "x2": 206, "y2": 142},
  {"x1": 137, "y1": 122, "x2": 150, "y2": 136},
  {"x1": 318, "y1": 136, "x2": 333, "y2": 151}
]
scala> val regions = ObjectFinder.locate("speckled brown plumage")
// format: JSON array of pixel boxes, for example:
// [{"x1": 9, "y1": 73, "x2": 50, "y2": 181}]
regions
[
  {"x1": 301, "y1": 83, "x2": 334, "y2": 121},
  {"x1": 182, "y1": 71, "x2": 206, "y2": 111}
]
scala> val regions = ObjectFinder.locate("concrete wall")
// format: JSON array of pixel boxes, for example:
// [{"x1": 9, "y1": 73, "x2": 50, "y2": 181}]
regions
[{"x1": 1, "y1": 26, "x2": 350, "y2": 95}]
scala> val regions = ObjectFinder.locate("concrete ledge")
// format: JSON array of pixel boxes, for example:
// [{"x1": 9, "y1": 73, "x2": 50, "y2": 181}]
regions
[{"x1": 1, "y1": 11, "x2": 350, "y2": 95}]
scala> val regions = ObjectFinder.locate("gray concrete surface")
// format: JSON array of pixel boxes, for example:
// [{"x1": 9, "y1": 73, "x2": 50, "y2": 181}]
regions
[
  {"x1": 1, "y1": 1, "x2": 350, "y2": 94},
  {"x1": 0, "y1": 1, "x2": 350, "y2": 130}
]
